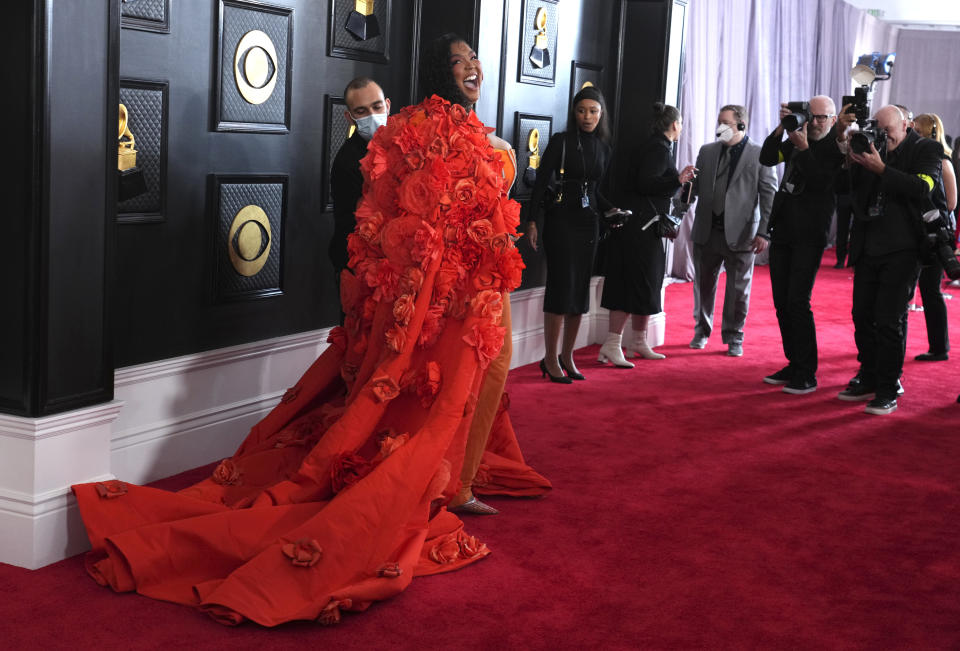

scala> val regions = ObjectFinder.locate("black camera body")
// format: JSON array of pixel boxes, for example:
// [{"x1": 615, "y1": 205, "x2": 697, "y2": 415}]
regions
[
  {"x1": 921, "y1": 210, "x2": 960, "y2": 279},
  {"x1": 842, "y1": 85, "x2": 887, "y2": 155},
  {"x1": 781, "y1": 101, "x2": 811, "y2": 132},
  {"x1": 850, "y1": 120, "x2": 888, "y2": 155}
]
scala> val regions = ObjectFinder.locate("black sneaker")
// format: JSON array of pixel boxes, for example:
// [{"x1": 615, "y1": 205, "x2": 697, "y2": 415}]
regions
[
  {"x1": 865, "y1": 396, "x2": 897, "y2": 415},
  {"x1": 783, "y1": 377, "x2": 817, "y2": 395},
  {"x1": 838, "y1": 375, "x2": 876, "y2": 401},
  {"x1": 763, "y1": 366, "x2": 792, "y2": 385}
]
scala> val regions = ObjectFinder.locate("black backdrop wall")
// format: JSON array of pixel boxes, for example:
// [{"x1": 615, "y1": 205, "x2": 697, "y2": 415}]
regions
[{"x1": 4, "y1": 0, "x2": 677, "y2": 417}]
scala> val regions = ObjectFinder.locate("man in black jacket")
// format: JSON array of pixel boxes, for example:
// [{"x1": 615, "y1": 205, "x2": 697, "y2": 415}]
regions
[
  {"x1": 329, "y1": 77, "x2": 391, "y2": 276},
  {"x1": 759, "y1": 96, "x2": 855, "y2": 395},
  {"x1": 838, "y1": 105, "x2": 943, "y2": 415}
]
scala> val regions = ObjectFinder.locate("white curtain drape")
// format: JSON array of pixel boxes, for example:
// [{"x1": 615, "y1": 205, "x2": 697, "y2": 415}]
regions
[{"x1": 672, "y1": 0, "x2": 900, "y2": 279}]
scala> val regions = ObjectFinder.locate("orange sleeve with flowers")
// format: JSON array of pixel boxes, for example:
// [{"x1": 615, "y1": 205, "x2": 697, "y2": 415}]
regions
[{"x1": 70, "y1": 95, "x2": 548, "y2": 628}]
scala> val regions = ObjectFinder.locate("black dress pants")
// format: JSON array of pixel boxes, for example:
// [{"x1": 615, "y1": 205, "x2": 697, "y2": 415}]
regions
[
  {"x1": 917, "y1": 261, "x2": 949, "y2": 354},
  {"x1": 852, "y1": 250, "x2": 922, "y2": 400},
  {"x1": 769, "y1": 241, "x2": 824, "y2": 381}
]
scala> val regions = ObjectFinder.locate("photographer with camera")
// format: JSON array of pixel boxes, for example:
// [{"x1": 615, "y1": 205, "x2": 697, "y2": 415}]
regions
[
  {"x1": 526, "y1": 86, "x2": 620, "y2": 381},
  {"x1": 837, "y1": 105, "x2": 944, "y2": 415},
  {"x1": 911, "y1": 113, "x2": 957, "y2": 362},
  {"x1": 759, "y1": 96, "x2": 856, "y2": 395},
  {"x1": 688, "y1": 104, "x2": 778, "y2": 357}
]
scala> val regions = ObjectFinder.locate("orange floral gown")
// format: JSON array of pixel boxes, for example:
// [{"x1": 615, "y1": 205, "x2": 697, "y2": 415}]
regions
[{"x1": 71, "y1": 96, "x2": 550, "y2": 627}]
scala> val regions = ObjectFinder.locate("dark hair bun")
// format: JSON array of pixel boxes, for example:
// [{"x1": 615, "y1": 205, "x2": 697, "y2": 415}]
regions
[{"x1": 652, "y1": 101, "x2": 666, "y2": 114}]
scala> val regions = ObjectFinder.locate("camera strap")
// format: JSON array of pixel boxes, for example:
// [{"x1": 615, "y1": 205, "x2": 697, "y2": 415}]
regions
[{"x1": 554, "y1": 137, "x2": 566, "y2": 203}]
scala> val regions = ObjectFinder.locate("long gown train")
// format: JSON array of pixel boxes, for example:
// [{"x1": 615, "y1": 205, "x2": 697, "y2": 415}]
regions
[{"x1": 71, "y1": 96, "x2": 550, "y2": 627}]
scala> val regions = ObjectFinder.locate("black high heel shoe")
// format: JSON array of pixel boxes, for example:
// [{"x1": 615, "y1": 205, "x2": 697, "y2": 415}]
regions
[
  {"x1": 539, "y1": 359, "x2": 572, "y2": 384},
  {"x1": 558, "y1": 356, "x2": 585, "y2": 380}
]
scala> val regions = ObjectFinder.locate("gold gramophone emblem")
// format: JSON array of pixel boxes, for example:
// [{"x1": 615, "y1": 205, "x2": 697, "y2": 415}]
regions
[
  {"x1": 527, "y1": 128, "x2": 541, "y2": 170},
  {"x1": 117, "y1": 104, "x2": 138, "y2": 171},
  {"x1": 346, "y1": 0, "x2": 381, "y2": 41},
  {"x1": 529, "y1": 8, "x2": 550, "y2": 69}
]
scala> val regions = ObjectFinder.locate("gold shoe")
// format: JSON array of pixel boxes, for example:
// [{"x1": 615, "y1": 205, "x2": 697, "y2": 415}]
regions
[{"x1": 449, "y1": 496, "x2": 499, "y2": 515}]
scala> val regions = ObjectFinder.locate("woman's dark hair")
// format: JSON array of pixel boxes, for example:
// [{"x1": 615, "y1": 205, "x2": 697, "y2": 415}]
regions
[
  {"x1": 569, "y1": 86, "x2": 610, "y2": 142},
  {"x1": 651, "y1": 102, "x2": 681, "y2": 134},
  {"x1": 419, "y1": 33, "x2": 472, "y2": 108}
]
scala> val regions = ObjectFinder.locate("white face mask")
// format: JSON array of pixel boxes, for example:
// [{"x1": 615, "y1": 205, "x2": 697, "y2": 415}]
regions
[
  {"x1": 354, "y1": 112, "x2": 389, "y2": 141},
  {"x1": 716, "y1": 123, "x2": 735, "y2": 144}
]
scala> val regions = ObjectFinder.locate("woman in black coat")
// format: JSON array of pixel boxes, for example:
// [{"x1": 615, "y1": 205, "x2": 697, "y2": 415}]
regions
[
  {"x1": 598, "y1": 102, "x2": 696, "y2": 365},
  {"x1": 526, "y1": 87, "x2": 617, "y2": 382}
]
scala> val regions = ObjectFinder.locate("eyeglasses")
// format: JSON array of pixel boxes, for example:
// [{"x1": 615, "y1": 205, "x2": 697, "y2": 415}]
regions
[{"x1": 811, "y1": 114, "x2": 836, "y2": 122}]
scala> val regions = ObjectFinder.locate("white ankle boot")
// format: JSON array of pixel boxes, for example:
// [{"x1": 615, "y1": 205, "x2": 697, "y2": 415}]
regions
[
  {"x1": 597, "y1": 333, "x2": 635, "y2": 368},
  {"x1": 629, "y1": 325, "x2": 665, "y2": 360}
]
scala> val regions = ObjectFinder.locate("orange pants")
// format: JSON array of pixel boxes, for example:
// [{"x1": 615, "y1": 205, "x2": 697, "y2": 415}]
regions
[{"x1": 456, "y1": 293, "x2": 512, "y2": 503}]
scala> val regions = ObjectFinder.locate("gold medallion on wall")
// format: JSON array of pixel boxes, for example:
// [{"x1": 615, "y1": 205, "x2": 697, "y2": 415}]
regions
[
  {"x1": 228, "y1": 205, "x2": 272, "y2": 276},
  {"x1": 234, "y1": 30, "x2": 279, "y2": 105}
]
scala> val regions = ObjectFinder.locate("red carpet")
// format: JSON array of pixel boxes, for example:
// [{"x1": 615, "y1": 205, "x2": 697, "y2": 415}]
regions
[{"x1": 3, "y1": 253, "x2": 959, "y2": 649}]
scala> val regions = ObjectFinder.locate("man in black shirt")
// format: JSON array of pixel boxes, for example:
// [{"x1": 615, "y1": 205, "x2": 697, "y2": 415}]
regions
[
  {"x1": 759, "y1": 96, "x2": 855, "y2": 394},
  {"x1": 838, "y1": 105, "x2": 943, "y2": 415},
  {"x1": 329, "y1": 77, "x2": 391, "y2": 276}
]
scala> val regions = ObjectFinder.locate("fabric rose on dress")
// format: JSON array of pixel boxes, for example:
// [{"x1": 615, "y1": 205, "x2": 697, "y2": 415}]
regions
[
  {"x1": 95, "y1": 480, "x2": 128, "y2": 499},
  {"x1": 448, "y1": 103, "x2": 469, "y2": 124},
  {"x1": 330, "y1": 453, "x2": 372, "y2": 493},
  {"x1": 457, "y1": 531, "x2": 488, "y2": 559},
  {"x1": 470, "y1": 290, "x2": 503, "y2": 323},
  {"x1": 418, "y1": 305, "x2": 445, "y2": 349},
  {"x1": 393, "y1": 294, "x2": 416, "y2": 326},
  {"x1": 398, "y1": 169, "x2": 442, "y2": 217},
  {"x1": 429, "y1": 533, "x2": 461, "y2": 564},
  {"x1": 373, "y1": 172, "x2": 400, "y2": 212},
  {"x1": 377, "y1": 430, "x2": 409, "y2": 460},
  {"x1": 466, "y1": 218, "x2": 494, "y2": 246},
  {"x1": 416, "y1": 361, "x2": 442, "y2": 408},
  {"x1": 454, "y1": 178, "x2": 479, "y2": 209},
  {"x1": 377, "y1": 562, "x2": 402, "y2": 578},
  {"x1": 473, "y1": 269, "x2": 503, "y2": 292},
  {"x1": 499, "y1": 197, "x2": 522, "y2": 231},
  {"x1": 385, "y1": 324, "x2": 407, "y2": 354},
  {"x1": 411, "y1": 223, "x2": 441, "y2": 268},
  {"x1": 281, "y1": 539, "x2": 323, "y2": 568},
  {"x1": 399, "y1": 267, "x2": 424, "y2": 295},
  {"x1": 326, "y1": 326, "x2": 348, "y2": 351},
  {"x1": 404, "y1": 150, "x2": 425, "y2": 170},
  {"x1": 355, "y1": 209, "x2": 384, "y2": 245},
  {"x1": 317, "y1": 599, "x2": 352, "y2": 626},
  {"x1": 371, "y1": 375, "x2": 400, "y2": 402},
  {"x1": 280, "y1": 384, "x2": 301, "y2": 404},
  {"x1": 497, "y1": 245, "x2": 525, "y2": 292},
  {"x1": 463, "y1": 323, "x2": 506, "y2": 369},
  {"x1": 489, "y1": 232, "x2": 511, "y2": 256},
  {"x1": 212, "y1": 459, "x2": 241, "y2": 486},
  {"x1": 380, "y1": 214, "x2": 421, "y2": 269}
]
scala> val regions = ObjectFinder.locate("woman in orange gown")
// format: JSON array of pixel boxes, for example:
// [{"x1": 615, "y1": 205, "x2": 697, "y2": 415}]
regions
[{"x1": 71, "y1": 35, "x2": 549, "y2": 627}]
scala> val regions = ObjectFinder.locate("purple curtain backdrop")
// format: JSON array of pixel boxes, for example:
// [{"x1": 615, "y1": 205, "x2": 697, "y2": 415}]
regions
[
  {"x1": 672, "y1": 0, "x2": 899, "y2": 279},
  {"x1": 888, "y1": 30, "x2": 960, "y2": 142}
]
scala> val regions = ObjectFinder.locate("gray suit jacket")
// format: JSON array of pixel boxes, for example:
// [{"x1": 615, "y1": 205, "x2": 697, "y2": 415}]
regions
[{"x1": 691, "y1": 139, "x2": 778, "y2": 251}]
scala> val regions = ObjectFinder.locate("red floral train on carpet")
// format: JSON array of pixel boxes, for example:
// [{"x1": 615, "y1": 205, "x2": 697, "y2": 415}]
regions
[{"x1": 72, "y1": 95, "x2": 550, "y2": 627}]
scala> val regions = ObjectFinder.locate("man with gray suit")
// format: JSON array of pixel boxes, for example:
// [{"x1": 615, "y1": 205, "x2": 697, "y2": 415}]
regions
[{"x1": 689, "y1": 105, "x2": 777, "y2": 357}]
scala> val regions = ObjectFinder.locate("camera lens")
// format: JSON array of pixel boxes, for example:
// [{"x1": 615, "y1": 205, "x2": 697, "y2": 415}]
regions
[{"x1": 781, "y1": 113, "x2": 806, "y2": 131}]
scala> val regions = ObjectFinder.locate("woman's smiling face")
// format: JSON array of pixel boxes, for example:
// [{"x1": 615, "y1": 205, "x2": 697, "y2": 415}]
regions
[{"x1": 449, "y1": 41, "x2": 482, "y2": 105}]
